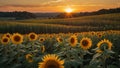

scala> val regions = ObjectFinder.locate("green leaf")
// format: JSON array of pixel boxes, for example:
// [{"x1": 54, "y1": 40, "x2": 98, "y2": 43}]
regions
[
  {"x1": 93, "y1": 53, "x2": 101, "y2": 59},
  {"x1": 107, "y1": 65, "x2": 118, "y2": 68},
  {"x1": 12, "y1": 64, "x2": 22, "y2": 68}
]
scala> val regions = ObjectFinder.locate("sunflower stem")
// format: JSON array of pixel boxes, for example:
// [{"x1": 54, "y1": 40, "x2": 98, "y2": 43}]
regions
[
  {"x1": 4, "y1": 45, "x2": 7, "y2": 57},
  {"x1": 80, "y1": 54, "x2": 84, "y2": 68},
  {"x1": 103, "y1": 57, "x2": 107, "y2": 68},
  {"x1": 32, "y1": 42, "x2": 35, "y2": 55},
  {"x1": 17, "y1": 44, "x2": 21, "y2": 58}
]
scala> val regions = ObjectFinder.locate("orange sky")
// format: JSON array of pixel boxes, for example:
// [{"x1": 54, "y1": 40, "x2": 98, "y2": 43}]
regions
[{"x1": 0, "y1": 0, "x2": 119, "y2": 12}]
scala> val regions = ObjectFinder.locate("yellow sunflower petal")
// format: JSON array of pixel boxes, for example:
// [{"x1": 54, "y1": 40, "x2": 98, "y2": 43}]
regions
[
  {"x1": 38, "y1": 54, "x2": 64, "y2": 68},
  {"x1": 80, "y1": 37, "x2": 92, "y2": 50},
  {"x1": 97, "y1": 39, "x2": 112, "y2": 53}
]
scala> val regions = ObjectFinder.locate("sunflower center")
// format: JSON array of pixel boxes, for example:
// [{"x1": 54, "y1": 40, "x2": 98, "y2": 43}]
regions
[
  {"x1": 40, "y1": 39, "x2": 44, "y2": 41},
  {"x1": 3, "y1": 38, "x2": 8, "y2": 42},
  {"x1": 14, "y1": 36, "x2": 21, "y2": 42},
  {"x1": 6, "y1": 35, "x2": 10, "y2": 38},
  {"x1": 82, "y1": 40, "x2": 88, "y2": 46},
  {"x1": 30, "y1": 34, "x2": 35, "y2": 39},
  {"x1": 59, "y1": 38, "x2": 63, "y2": 42},
  {"x1": 45, "y1": 60, "x2": 59, "y2": 68},
  {"x1": 70, "y1": 38, "x2": 75, "y2": 44}
]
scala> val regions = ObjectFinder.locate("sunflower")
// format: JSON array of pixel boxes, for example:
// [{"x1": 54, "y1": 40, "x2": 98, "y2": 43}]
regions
[
  {"x1": 1, "y1": 36, "x2": 10, "y2": 45},
  {"x1": 25, "y1": 54, "x2": 33, "y2": 63},
  {"x1": 80, "y1": 37, "x2": 92, "y2": 50},
  {"x1": 96, "y1": 39, "x2": 112, "y2": 53},
  {"x1": 56, "y1": 37, "x2": 63, "y2": 43},
  {"x1": 90, "y1": 31, "x2": 96, "y2": 36},
  {"x1": 11, "y1": 33, "x2": 23, "y2": 45},
  {"x1": 96, "y1": 32, "x2": 104, "y2": 38},
  {"x1": 69, "y1": 35, "x2": 78, "y2": 47},
  {"x1": 38, "y1": 54, "x2": 64, "y2": 68},
  {"x1": 49, "y1": 35, "x2": 53, "y2": 38},
  {"x1": 2, "y1": 33, "x2": 11, "y2": 38},
  {"x1": 41, "y1": 46, "x2": 45, "y2": 53},
  {"x1": 39, "y1": 38, "x2": 45, "y2": 43},
  {"x1": 28, "y1": 32, "x2": 38, "y2": 41}
]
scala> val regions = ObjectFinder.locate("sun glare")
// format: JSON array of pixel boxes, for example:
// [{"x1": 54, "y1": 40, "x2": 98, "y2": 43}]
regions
[{"x1": 65, "y1": 8, "x2": 73, "y2": 13}]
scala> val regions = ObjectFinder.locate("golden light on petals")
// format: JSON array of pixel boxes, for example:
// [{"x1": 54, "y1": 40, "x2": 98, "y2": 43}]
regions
[
  {"x1": 11, "y1": 33, "x2": 23, "y2": 45},
  {"x1": 80, "y1": 37, "x2": 92, "y2": 50},
  {"x1": 25, "y1": 54, "x2": 33, "y2": 63},
  {"x1": 28, "y1": 32, "x2": 38, "y2": 41},
  {"x1": 69, "y1": 35, "x2": 78, "y2": 47},
  {"x1": 2, "y1": 33, "x2": 11, "y2": 38},
  {"x1": 41, "y1": 46, "x2": 45, "y2": 53},
  {"x1": 39, "y1": 38, "x2": 45, "y2": 43},
  {"x1": 1, "y1": 36, "x2": 10, "y2": 45},
  {"x1": 56, "y1": 37, "x2": 63, "y2": 43},
  {"x1": 38, "y1": 54, "x2": 64, "y2": 68}
]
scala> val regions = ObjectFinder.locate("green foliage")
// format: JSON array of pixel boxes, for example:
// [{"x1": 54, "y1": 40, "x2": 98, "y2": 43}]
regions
[
  {"x1": 0, "y1": 31, "x2": 119, "y2": 68},
  {"x1": 0, "y1": 13, "x2": 120, "y2": 33}
]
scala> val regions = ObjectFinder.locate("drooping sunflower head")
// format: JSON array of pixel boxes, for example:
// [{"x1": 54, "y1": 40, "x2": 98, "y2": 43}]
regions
[
  {"x1": 11, "y1": 33, "x2": 23, "y2": 45},
  {"x1": 41, "y1": 45, "x2": 45, "y2": 53},
  {"x1": 80, "y1": 37, "x2": 92, "y2": 50},
  {"x1": 38, "y1": 54, "x2": 64, "y2": 68},
  {"x1": 28, "y1": 32, "x2": 38, "y2": 41},
  {"x1": 2, "y1": 33, "x2": 11, "y2": 38},
  {"x1": 25, "y1": 54, "x2": 33, "y2": 63},
  {"x1": 39, "y1": 38, "x2": 45, "y2": 43},
  {"x1": 1, "y1": 36, "x2": 10, "y2": 45},
  {"x1": 69, "y1": 35, "x2": 78, "y2": 47},
  {"x1": 56, "y1": 37, "x2": 63, "y2": 43},
  {"x1": 97, "y1": 39, "x2": 112, "y2": 53}
]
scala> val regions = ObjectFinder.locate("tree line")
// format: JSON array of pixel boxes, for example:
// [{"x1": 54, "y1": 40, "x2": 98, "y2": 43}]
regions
[{"x1": 0, "y1": 11, "x2": 36, "y2": 20}]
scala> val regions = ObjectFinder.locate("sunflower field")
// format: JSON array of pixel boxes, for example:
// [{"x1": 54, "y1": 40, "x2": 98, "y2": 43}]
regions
[{"x1": 0, "y1": 30, "x2": 120, "y2": 68}]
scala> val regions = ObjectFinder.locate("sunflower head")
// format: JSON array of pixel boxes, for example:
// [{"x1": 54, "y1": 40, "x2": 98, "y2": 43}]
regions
[
  {"x1": 69, "y1": 35, "x2": 78, "y2": 47},
  {"x1": 39, "y1": 38, "x2": 45, "y2": 43},
  {"x1": 25, "y1": 54, "x2": 33, "y2": 63},
  {"x1": 38, "y1": 54, "x2": 64, "y2": 68},
  {"x1": 56, "y1": 37, "x2": 63, "y2": 43},
  {"x1": 97, "y1": 39, "x2": 112, "y2": 53},
  {"x1": 91, "y1": 32, "x2": 96, "y2": 35},
  {"x1": 1, "y1": 36, "x2": 10, "y2": 45},
  {"x1": 11, "y1": 33, "x2": 23, "y2": 45},
  {"x1": 28, "y1": 32, "x2": 38, "y2": 41},
  {"x1": 49, "y1": 35, "x2": 53, "y2": 38},
  {"x1": 41, "y1": 46, "x2": 45, "y2": 53},
  {"x1": 96, "y1": 33, "x2": 104, "y2": 38},
  {"x1": 2, "y1": 33, "x2": 11, "y2": 38},
  {"x1": 80, "y1": 37, "x2": 92, "y2": 50}
]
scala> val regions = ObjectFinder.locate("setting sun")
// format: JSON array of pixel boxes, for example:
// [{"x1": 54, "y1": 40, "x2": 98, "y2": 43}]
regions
[{"x1": 65, "y1": 8, "x2": 73, "y2": 13}]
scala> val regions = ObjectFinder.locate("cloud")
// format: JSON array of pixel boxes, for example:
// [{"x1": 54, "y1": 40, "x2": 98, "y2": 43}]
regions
[
  {"x1": 0, "y1": 4, "x2": 57, "y2": 8},
  {"x1": 0, "y1": 0, "x2": 65, "y2": 8},
  {"x1": 42, "y1": 0, "x2": 64, "y2": 6}
]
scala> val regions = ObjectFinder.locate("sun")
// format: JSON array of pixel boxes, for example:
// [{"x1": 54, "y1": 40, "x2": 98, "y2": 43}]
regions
[{"x1": 65, "y1": 7, "x2": 73, "y2": 13}]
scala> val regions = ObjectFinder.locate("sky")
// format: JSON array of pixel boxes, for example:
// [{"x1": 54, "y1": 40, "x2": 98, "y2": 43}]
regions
[{"x1": 0, "y1": 0, "x2": 120, "y2": 13}]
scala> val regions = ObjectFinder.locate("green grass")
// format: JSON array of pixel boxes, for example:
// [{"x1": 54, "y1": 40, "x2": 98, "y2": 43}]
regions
[{"x1": 0, "y1": 13, "x2": 120, "y2": 33}]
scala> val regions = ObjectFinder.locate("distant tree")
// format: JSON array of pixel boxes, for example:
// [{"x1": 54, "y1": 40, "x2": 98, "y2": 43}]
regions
[{"x1": 0, "y1": 11, "x2": 36, "y2": 20}]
